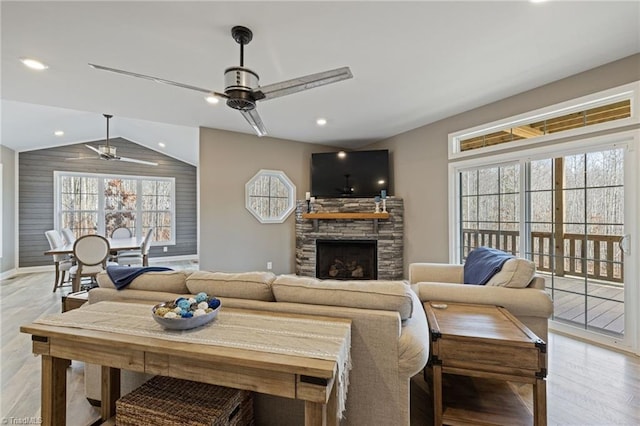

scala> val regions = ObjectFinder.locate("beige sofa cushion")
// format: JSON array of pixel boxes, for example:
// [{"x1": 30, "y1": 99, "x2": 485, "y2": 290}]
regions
[
  {"x1": 96, "y1": 270, "x2": 190, "y2": 293},
  {"x1": 186, "y1": 271, "x2": 276, "y2": 301},
  {"x1": 486, "y1": 258, "x2": 536, "y2": 288},
  {"x1": 272, "y1": 275, "x2": 413, "y2": 320}
]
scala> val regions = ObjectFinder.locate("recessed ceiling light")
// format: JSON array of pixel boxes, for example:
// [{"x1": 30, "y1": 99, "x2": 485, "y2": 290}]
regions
[
  {"x1": 158, "y1": 142, "x2": 166, "y2": 148},
  {"x1": 205, "y1": 95, "x2": 220, "y2": 104},
  {"x1": 337, "y1": 151, "x2": 347, "y2": 158},
  {"x1": 20, "y1": 57, "x2": 49, "y2": 70},
  {"x1": 54, "y1": 130, "x2": 64, "y2": 136},
  {"x1": 530, "y1": 0, "x2": 548, "y2": 3},
  {"x1": 316, "y1": 118, "x2": 327, "y2": 126}
]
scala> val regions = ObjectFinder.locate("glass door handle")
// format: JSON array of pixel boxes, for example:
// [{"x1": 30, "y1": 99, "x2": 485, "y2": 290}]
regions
[{"x1": 618, "y1": 234, "x2": 630, "y2": 255}]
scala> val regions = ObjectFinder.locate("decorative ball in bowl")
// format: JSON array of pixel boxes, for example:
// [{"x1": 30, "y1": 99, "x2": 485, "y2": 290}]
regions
[{"x1": 152, "y1": 292, "x2": 221, "y2": 330}]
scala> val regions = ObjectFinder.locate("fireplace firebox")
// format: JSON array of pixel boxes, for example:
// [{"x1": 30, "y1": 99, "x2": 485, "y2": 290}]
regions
[{"x1": 316, "y1": 239, "x2": 377, "y2": 280}]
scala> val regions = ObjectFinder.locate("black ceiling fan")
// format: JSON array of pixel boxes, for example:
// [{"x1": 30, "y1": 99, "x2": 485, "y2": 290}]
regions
[
  {"x1": 67, "y1": 114, "x2": 158, "y2": 166},
  {"x1": 89, "y1": 26, "x2": 353, "y2": 137}
]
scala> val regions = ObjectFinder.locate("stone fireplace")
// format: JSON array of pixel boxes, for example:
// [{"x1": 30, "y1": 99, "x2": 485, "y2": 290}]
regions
[{"x1": 295, "y1": 197, "x2": 404, "y2": 280}]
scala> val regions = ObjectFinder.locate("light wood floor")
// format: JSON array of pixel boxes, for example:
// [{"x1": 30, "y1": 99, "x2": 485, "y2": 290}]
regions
[{"x1": 2, "y1": 265, "x2": 639, "y2": 425}]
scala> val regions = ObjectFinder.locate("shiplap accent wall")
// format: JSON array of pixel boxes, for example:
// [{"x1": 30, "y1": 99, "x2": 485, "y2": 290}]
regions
[{"x1": 19, "y1": 138, "x2": 196, "y2": 267}]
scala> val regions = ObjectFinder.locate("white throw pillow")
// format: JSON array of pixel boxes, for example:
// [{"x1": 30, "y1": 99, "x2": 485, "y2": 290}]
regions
[{"x1": 486, "y1": 258, "x2": 535, "y2": 288}]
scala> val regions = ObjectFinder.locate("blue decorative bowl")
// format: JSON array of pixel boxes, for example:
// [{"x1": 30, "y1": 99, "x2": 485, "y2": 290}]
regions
[{"x1": 152, "y1": 301, "x2": 221, "y2": 330}]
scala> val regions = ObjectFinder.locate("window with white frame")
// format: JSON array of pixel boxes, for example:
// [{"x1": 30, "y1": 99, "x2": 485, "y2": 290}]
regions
[
  {"x1": 55, "y1": 171, "x2": 175, "y2": 244},
  {"x1": 449, "y1": 82, "x2": 639, "y2": 159}
]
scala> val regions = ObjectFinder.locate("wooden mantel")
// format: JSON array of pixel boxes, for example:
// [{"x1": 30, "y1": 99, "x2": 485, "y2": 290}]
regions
[
  {"x1": 302, "y1": 212, "x2": 389, "y2": 220},
  {"x1": 302, "y1": 212, "x2": 389, "y2": 232}
]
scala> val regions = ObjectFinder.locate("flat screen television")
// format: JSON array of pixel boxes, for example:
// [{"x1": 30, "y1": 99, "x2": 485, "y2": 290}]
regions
[{"x1": 311, "y1": 149, "x2": 390, "y2": 198}]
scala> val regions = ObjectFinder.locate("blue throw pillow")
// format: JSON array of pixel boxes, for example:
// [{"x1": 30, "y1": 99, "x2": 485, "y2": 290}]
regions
[{"x1": 463, "y1": 247, "x2": 514, "y2": 285}]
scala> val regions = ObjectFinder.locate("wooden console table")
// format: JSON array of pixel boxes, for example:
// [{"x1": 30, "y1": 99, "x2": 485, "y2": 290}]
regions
[
  {"x1": 302, "y1": 212, "x2": 389, "y2": 232},
  {"x1": 424, "y1": 302, "x2": 547, "y2": 426},
  {"x1": 21, "y1": 302, "x2": 351, "y2": 426}
]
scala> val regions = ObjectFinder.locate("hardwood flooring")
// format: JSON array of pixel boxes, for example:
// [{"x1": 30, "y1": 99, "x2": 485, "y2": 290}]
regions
[{"x1": 2, "y1": 264, "x2": 639, "y2": 425}]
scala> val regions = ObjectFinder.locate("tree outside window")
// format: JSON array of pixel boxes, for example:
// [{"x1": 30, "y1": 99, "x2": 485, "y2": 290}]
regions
[{"x1": 104, "y1": 178, "x2": 137, "y2": 238}]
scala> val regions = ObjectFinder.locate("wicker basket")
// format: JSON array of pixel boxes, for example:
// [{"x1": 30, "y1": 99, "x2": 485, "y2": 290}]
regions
[{"x1": 116, "y1": 376, "x2": 254, "y2": 426}]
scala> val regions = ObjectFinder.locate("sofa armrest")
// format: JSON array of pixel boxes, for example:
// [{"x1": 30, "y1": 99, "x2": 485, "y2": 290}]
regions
[
  {"x1": 529, "y1": 276, "x2": 545, "y2": 290},
  {"x1": 398, "y1": 290, "x2": 430, "y2": 377},
  {"x1": 409, "y1": 263, "x2": 464, "y2": 284},
  {"x1": 415, "y1": 282, "x2": 553, "y2": 319}
]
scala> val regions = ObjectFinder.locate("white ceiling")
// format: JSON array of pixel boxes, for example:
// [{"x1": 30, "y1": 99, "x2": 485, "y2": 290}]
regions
[{"x1": 2, "y1": 1, "x2": 639, "y2": 166}]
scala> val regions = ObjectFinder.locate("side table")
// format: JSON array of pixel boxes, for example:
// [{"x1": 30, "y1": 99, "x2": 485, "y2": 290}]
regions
[
  {"x1": 424, "y1": 301, "x2": 547, "y2": 426},
  {"x1": 61, "y1": 290, "x2": 89, "y2": 313}
]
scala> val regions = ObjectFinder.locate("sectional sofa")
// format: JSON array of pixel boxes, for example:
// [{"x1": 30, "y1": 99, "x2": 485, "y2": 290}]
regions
[{"x1": 85, "y1": 270, "x2": 430, "y2": 426}]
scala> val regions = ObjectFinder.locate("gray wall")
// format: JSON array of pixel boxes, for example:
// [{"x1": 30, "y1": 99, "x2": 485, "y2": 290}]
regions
[
  {"x1": 199, "y1": 128, "x2": 335, "y2": 274},
  {"x1": 1, "y1": 145, "x2": 16, "y2": 273},
  {"x1": 19, "y1": 138, "x2": 196, "y2": 267},
  {"x1": 365, "y1": 53, "x2": 640, "y2": 273}
]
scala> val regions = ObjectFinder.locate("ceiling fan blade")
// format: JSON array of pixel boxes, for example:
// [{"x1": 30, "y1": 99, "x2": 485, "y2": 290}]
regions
[
  {"x1": 85, "y1": 144, "x2": 101, "y2": 154},
  {"x1": 254, "y1": 67, "x2": 353, "y2": 101},
  {"x1": 240, "y1": 109, "x2": 267, "y2": 137},
  {"x1": 88, "y1": 63, "x2": 228, "y2": 98},
  {"x1": 117, "y1": 156, "x2": 158, "y2": 166},
  {"x1": 66, "y1": 157, "x2": 97, "y2": 161}
]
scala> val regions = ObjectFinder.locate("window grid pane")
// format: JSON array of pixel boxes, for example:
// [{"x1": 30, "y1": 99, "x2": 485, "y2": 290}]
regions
[
  {"x1": 459, "y1": 164, "x2": 520, "y2": 260},
  {"x1": 141, "y1": 180, "x2": 173, "y2": 242}
]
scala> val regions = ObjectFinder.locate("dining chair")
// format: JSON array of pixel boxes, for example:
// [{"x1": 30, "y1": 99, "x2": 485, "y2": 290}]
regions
[
  {"x1": 117, "y1": 227, "x2": 153, "y2": 267},
  {"x1": 61, "y1": 227, "x2": 76, "y2": 245},
  {"x1": 70, "y1": 235, "x2": 110, "y2": 292},
  {"x1": 111, "y1": 227, "x2": 133, "y2": 239},
  {"x1": 109, "y1": 227, "x2": 133, "y2": 260},
  {"x1": 45, "y1": 230, "x2": 74, "y2": 292}
]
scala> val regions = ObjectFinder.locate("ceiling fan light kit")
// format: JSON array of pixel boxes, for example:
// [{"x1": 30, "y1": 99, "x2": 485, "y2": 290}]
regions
[
  {"x1": 97, "y1": 144, "x2": 117, "y2": 157},
  {"x1": 89, "y1": 25, "x2": 353, "y2": 137},
  {"x1": 68, "y1": 114, "x2": 158, "y2": 166}
]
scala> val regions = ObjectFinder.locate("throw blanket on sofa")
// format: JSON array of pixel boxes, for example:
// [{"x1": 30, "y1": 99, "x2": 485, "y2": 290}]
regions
[
  {"x1": 464, "y1": 247, "x2": 514, "y2": 285},
  {"x1": 107, "y1": 265, "x2": 173, "y2": 290}
]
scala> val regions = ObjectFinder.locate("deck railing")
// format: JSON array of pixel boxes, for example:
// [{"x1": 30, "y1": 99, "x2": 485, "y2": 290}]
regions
[{"x1": 462, "y1": 229, "x2": 623, "y2": 283}]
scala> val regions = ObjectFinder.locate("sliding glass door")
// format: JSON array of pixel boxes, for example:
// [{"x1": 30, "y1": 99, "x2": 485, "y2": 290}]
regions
[{"x1": 454, "y1": 134, "x2": 637, "y2": 350}]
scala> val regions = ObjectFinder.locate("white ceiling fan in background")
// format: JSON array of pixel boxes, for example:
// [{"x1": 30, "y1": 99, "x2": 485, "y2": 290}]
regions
[
  {"x1": 89, "y1": 25, "x2": 353, "y2": 137},
  {"x1": 67, "y1": 114, "x2": 158, "y2": 166}
]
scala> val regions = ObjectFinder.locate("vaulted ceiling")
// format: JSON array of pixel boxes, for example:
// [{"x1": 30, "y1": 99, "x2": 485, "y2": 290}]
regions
[{"x1": 2, "y1": 1, "x2": 639, "y2": 165}]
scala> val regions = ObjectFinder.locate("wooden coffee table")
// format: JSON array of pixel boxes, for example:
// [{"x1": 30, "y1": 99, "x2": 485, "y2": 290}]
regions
[{"x1": 423, "y1": 302, "x2": 547, "y2": 426}]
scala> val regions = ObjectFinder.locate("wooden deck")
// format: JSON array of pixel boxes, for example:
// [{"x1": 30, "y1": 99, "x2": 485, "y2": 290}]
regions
[{"x1": 544, "y1": 273, "x2": 624, "y2": 335}]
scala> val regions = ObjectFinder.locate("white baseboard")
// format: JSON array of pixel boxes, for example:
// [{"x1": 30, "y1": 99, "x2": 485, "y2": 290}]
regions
[
  {"x1": 0, "y1": 268, "x2": 19, "y2": 281},
  {"x1": 149, "y1": 254, "x2": 198, "y2": 264}
]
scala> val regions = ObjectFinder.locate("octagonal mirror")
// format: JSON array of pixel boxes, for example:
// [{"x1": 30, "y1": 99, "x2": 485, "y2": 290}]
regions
[{"x1": 245, "y1": 169, "x2": 296, "y2": 224}]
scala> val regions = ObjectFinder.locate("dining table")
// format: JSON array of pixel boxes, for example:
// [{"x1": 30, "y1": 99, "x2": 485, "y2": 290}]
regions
[{"x1": 44, "y1": 237, "x2": 141, "y2": 256}]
